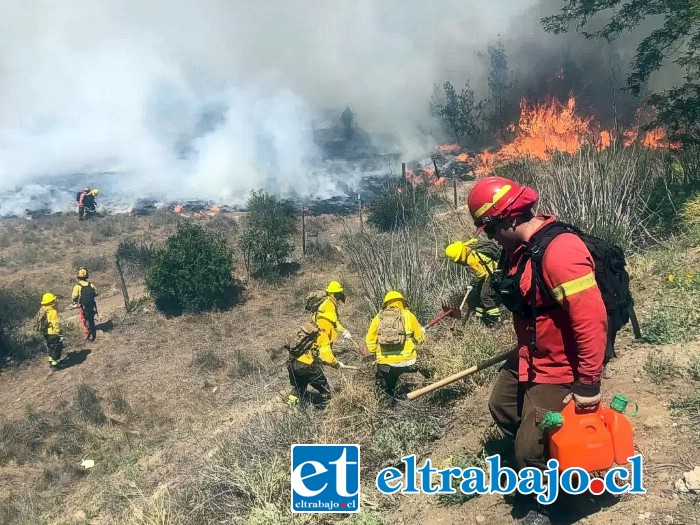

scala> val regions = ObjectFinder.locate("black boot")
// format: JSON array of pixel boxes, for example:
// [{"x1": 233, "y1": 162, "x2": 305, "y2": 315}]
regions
[{"x1": 519, "y1": 505, "x2": 551, "y2": 525}]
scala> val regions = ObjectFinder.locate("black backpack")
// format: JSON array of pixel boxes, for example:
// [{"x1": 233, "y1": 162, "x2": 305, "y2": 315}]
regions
[
  {"x1": 492, "y1": 221, "x2": 637, "y2": 352},
  {"x1": 79, "y1": 283, "x2": 97, "y2": 307}
]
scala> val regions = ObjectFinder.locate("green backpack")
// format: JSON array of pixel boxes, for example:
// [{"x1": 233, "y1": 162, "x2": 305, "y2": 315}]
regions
[
  {"x1": 35, "y1": 309, "x2": 49, "y2": 335},
  {"x1": 285, "y1": 320, "x2": 321, "y2": 359},
  {"x1": 304, "y1": 291, "x2": 327, "y2": 313},
  {"x1": 472, "y1": 238, "x2": 502, "y2": 262}
]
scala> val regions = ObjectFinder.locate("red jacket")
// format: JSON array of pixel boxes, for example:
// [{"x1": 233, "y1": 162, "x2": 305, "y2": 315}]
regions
[{"x1": 505, "y1": 215, "x2": 607, "y2": 387}]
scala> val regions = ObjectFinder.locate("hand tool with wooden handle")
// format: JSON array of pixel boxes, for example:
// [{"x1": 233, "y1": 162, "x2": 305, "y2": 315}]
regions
[{"x1": 406, "y1": 348, "x2": 515, "y2": 400}]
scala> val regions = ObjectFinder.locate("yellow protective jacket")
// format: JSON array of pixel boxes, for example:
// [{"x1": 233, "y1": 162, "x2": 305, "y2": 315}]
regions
[
  {"x1": 317, "y1": 296, "x2": 346, "y2": 334},
  {"x1": 40, "y1": 306, "x2": 61, "y2": 336},
  {"x1": 365, "y1": 302, "x2": 424, "y2": 365},
  {"x1": 295, "y1": 311, "x2": 339, "y2": 367},
  {"x1": 72, "y1": 280, "x2": 98, "y2": 303},
  {"x1": 447, "y1": 239, "x2": 497, "y2": 280}
]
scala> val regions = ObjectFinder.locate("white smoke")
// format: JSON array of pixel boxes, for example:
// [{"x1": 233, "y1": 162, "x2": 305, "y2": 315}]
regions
[{"x1": 1, "y1": 0, "x2": 664, "y2": 216}]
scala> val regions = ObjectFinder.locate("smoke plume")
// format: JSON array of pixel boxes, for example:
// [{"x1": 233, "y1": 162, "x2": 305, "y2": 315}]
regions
[{"x1": 0, "y1": 0, "x2": 666, "y2": 216}]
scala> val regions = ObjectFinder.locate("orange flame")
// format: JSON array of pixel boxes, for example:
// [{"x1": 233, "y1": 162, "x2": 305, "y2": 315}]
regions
[
  {"x1": 405, "y1": 167, "x2": 446, "y2": 187},
  {"x1": 500, "y1": 95, "x2": 594, "y2": 160},
  {"x1": 470, "y1": 94, "x2": 681, "y2": 176},
  {"x1": 437, "y1": 143, "x2": 460, "y2": 153}
]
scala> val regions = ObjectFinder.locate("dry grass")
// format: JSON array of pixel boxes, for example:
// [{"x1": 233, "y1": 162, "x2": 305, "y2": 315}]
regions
[
  {"x1": 341, "y1": 224, "x2": 472, "y2": 321},
  {"x1": 505, "y1": 145, "x2": 664, "y2": 251},
  {"x1": 125, "y1": 487, "x2": 184, "y2": 525},
  {"x1": 0, "y1": 188, "x2": 699, "y2": 525}
]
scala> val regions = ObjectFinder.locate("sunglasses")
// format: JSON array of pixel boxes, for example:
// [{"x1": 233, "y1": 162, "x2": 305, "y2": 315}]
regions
[{"x1": 476, "y1": 215, "x2": 505, "y2": 236}]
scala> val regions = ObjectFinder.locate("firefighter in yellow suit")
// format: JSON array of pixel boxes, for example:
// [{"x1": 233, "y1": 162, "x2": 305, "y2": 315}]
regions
[
  {"x1": 445, "y1": 238, "x2": 502, "y2": 326},
  {"x1": 287, "y1": 309, "x2": 344, "y2": 407},
  {"x1": 365, "y1": 291, "x2": 425, "y2": 402},
  {"x1": 36, "y1": 293, "x2": 64, "y2": 368}
]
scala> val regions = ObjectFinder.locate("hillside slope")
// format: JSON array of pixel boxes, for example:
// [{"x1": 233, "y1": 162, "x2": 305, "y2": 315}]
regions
[{"x1": 1, "y1": 203, "x2": 699, "y2": 525}]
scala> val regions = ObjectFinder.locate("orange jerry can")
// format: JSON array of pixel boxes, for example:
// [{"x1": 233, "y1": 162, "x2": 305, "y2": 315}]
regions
[
  {"x1": 601, "y1": 394, "x2": 637, "y2": 466},
  {"x1": 540, "y1": 401, "x2": 615, "y2": 472}
]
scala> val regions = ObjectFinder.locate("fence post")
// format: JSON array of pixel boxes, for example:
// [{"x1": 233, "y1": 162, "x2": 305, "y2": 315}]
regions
[
  {"x1": 302, "y1": 206, "x2": 307, "y2": 256},
  {"x1": 453, "y1": 170, "x2": 458, "y2": 209},
  {"x1": 358, "y1": 193, "x2": 363, "y2": 234},
  {"x1": 115, "y1": 256, "x2": 130, "y2": 312}
]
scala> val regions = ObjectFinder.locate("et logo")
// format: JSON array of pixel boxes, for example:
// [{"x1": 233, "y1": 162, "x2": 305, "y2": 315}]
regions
[{"x1": 290, "y1": 444, "x2": 360, "y2": 513}]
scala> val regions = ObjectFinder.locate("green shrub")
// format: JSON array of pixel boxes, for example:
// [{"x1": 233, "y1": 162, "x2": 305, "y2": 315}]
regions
[
  {"x1": 239, "y1": 190, "x2": 298, "y2": 279},
  {"x1": 146, "y1": 222, "x2": 242, "y2": 316},
  {"x1": 367, "y1": 179, "x2": 439, "y2": 233},
  {"x1": 642, "y1": 353, "x2": 681, "y2": 384},
  {"x1": 642, "y1": 307, "x2": 688, "y2": 345},
  {"x1": 0, "y1": 287, "x2": 43, "y2": 368}
]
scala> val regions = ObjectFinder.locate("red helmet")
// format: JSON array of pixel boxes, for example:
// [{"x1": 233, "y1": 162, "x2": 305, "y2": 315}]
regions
[{"x1": 467, "y1": 176, "x2": 539, "y2": 228}]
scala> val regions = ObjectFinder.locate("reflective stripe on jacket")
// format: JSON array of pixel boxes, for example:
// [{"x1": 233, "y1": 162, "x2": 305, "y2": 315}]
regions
[{"x1": 507, "y1": 215, "x2": 607, "y2": 386}]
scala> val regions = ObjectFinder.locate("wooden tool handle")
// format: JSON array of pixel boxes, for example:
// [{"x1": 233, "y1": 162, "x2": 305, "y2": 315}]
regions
[{"x1": 406, "y1": 349, "x2": 515, "y2": 400}]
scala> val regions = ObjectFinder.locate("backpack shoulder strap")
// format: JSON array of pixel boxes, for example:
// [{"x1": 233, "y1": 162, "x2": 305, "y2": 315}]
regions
[
  {"x1": 528, "y1": 221, "x2": 576, "y2": 300},
  {"x1": 522, "y1": 220, "x2": 573, "y2": 352}
]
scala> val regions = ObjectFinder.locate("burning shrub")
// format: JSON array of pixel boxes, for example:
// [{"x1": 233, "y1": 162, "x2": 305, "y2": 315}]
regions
[
  {"x1": 366, "y1": 179, "x2": 439, "y2": 233},
  {"x1": 146, "y1": 222, "x2": 241, "y2": 316},
  {"x1": 238, "y1": 190, "x2": 298, "y2": 280}
]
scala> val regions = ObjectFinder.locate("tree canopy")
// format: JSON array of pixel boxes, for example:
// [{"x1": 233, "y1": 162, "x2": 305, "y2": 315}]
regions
[{"x1": 542, "y1": 0, "x2": 700, "y2": 143}]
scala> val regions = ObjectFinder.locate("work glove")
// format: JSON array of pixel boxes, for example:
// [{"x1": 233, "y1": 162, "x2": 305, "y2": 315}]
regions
[
  {"x1": 336, "y1": 361, "x2": 345, "y2": 369},
  {"x1": 342, "y1": 330, "x2": 352, "y2": 340},
  {"x1": 562, "y1": 381, "x2": 601, "y2": 410},
  {"x1": 71, "y1": 302, "x2": 78, "y2": 309}
]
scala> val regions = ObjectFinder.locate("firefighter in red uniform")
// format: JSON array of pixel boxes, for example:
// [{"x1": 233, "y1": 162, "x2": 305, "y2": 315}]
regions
[{"x1": 466, "y1": 177, "x2": 607, "y2": 525}]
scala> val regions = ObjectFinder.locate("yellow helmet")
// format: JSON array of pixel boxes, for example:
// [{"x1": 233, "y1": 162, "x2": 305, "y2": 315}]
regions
[
  {"x1": 383, "y1": 290, "x2": 406, "y2": 306},
  {"x1": 326, "y1": 281, "x2": 344, "y2": 294},
  {"x1": 445, "y1": 241, "x2": 465, "y2": 262},
  {"x1": 91, "y1": 189, "x2": 99, "y2": 196},
  {"x1": 77, "y1": 267, "x2": 88, "y2": 279},
  {"x1": 41, "y1": 292, "x2": 57, "y2": 306}
]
